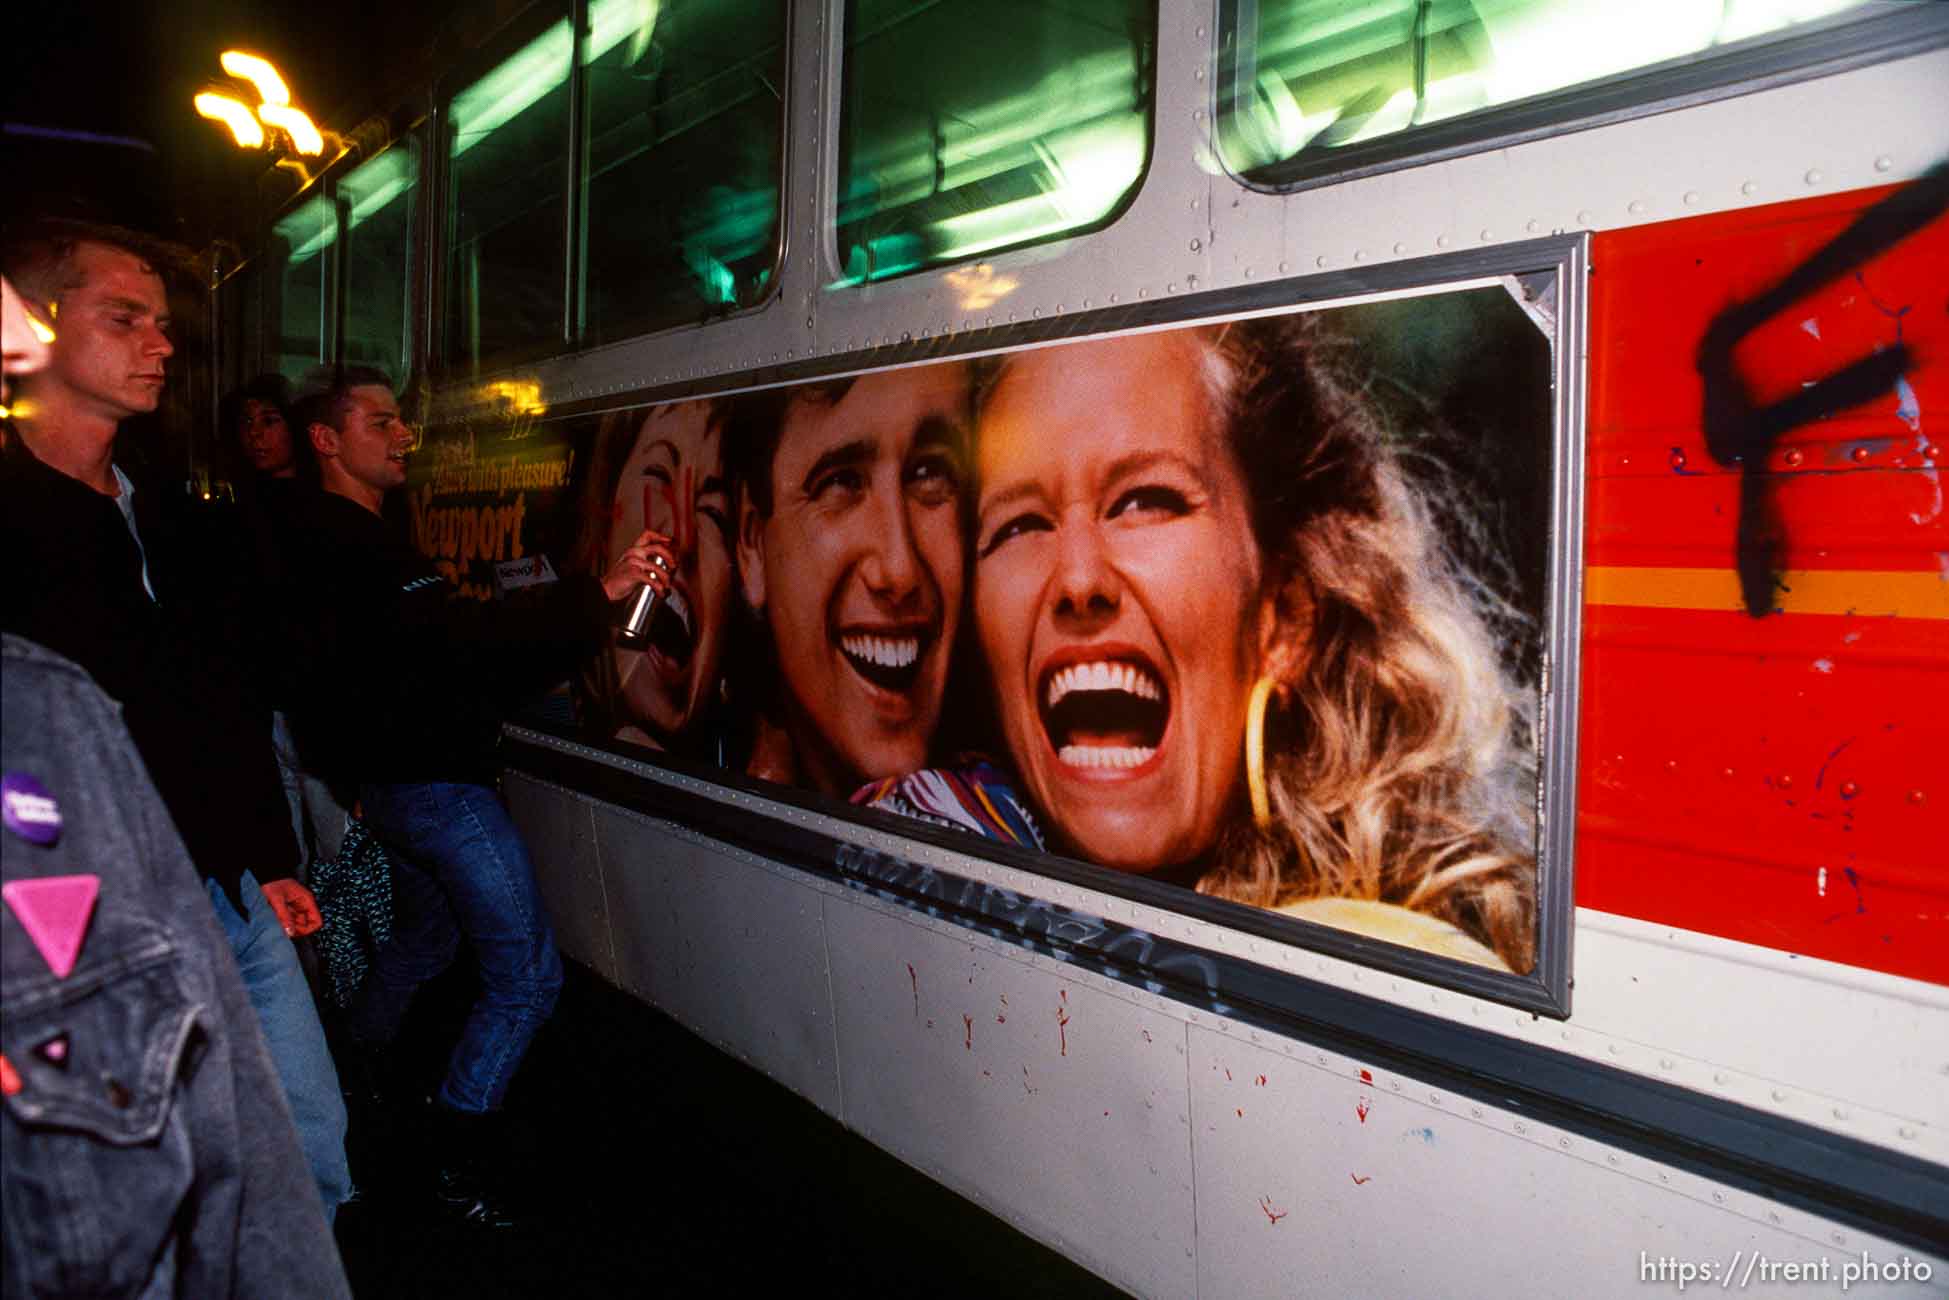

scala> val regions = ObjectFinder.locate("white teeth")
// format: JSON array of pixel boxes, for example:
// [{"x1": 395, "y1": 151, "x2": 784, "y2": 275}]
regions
[
  {"x1": 841, "y1": 634, "x2": 921, "y2": 669},
  {"x1": 665, "y1": 587, "x2": 692, "y2": 638},
  {"x1": 1045, "y1": 660, "x2": 1163, "y2": 710},
  {"x1": 1058, "y1": 744, "x2": 1157, "y2": 770}
]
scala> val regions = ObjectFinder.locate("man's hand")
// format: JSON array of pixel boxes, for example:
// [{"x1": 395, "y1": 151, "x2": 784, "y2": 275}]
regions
[
  {"x1": 602, "y1": 529, "x2": 678, "y2": 603},
  {"x1": 260, "y1": 879, "x2": 323, "y2": 938}
]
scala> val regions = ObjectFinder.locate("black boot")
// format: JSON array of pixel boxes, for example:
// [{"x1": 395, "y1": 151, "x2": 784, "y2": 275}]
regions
[{"x1": 429, "y1": 1103, "x2": 524, "y2": 1229}]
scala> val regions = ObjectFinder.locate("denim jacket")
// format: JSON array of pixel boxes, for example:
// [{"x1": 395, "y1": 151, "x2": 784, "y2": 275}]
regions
[{"x1": 1, "y1": 635, "x2": 349, "y2": 1298}]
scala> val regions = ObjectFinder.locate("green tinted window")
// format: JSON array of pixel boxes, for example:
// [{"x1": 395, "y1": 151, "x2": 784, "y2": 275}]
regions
[
  {"x1": 1219, "y1": 0, "x2": 1898, "y2": 183},
  {"x1": 269, "y1": 194, "x2": 336, "y2": 384},
  {"x1": 580, "y1": 0, "x2": 786, "y2": 342},
  {"x1": 445, "y1": 18, "x2": 573, "y2": 366},
  {"x1": 340, "y1": 139, "x2": 420, "y2": 384},
  {"x1": 836, "y1": 0, "x2": 1154, "y2": 284}
]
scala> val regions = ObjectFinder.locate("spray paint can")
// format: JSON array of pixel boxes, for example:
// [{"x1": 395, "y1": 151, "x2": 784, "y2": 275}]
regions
[{"x1": 619, "y1": 554, "x2": 669, "y2": 642}]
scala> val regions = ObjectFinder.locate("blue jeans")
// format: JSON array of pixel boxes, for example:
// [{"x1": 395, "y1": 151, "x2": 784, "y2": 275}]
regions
[
  {"x1": 205, "y1": 870, "x2": 353, "y2": 1222},
  {"x1": 349, "y1": 782, "x2": 564, "y2": 1114}
]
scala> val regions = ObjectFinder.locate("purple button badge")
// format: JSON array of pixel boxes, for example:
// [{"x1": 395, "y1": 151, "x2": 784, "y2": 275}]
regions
[{"x1": 1, "y1": 773, "x2": 62, "y2": 846}]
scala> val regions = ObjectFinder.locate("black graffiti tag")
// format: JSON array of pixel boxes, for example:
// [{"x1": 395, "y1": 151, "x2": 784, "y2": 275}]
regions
[{"x1": 1695, "y1": 162, "x2": 1948, "y2": 617}]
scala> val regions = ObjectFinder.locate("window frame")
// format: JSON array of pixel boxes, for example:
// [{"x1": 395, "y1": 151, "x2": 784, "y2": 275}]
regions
[{"x1": 1214, "y1": 1, "x2": 1949, "y2": 193}]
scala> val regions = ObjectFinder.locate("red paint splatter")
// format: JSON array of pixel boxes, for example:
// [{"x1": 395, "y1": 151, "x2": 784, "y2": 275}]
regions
[
  {"x1": 1056, "y1": 1007, "x2": 1069, "y2": 1056},
  {"x1": 1235, "y1": 1108, "x2": 1244, "y2": 1118},
  {"x1": 1255, "y1": 1075, "x2": 1267, "y2": 1087},
  {"x1": 1350, "y1": 1174, "x2": 1373, "y2": 1185},
  {"x1": 1258, "y1": 1195, "x2": 1288, "y2": 1225},
  {"x1": 1103, "y1": 1110, "x2": 1111, "y2": 1117},
  {"x1": 982, "y1": 1069, "x2": 991, "y2": 1078},
  {"x1": 1356, "y1": 1098, "x2": 1371, "y2": 1123},
  {"x1": 1060, "y1": 989, "x2": 1067, "y2": 1002},
  {"x1": 963, "y1": 1014, "x2": 973, "y2": 1050},
  {"x1": 996, "y1": 1014, "x2": 1007, "y2": 1024},
  {"x1": 926, "y1": 1019, "x2": 934, "y2": 1029},
  {"x1": 907, "y1": 963, "x2": 918, "y2": 1019},
  {"x1": 1359, "y1": 1069, "x2": 1373, "y2": 1084}
]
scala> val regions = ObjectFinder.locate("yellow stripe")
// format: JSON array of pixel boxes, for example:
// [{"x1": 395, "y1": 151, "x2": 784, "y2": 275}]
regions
[{"x1": 1586, "y1": 567, "x2": 1949, "y2": 619}]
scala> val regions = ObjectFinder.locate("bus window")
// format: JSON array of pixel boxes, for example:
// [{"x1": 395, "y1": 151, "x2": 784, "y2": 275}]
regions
[
  {"x1": 444, "y1": 15, "x2": 574, "y2": 368},
  {"x1": 340, "y1": 137, "x2": 420, "y2": 385},
  {"x1": 269, "y1": 193, "x2": 336, "y2": 385},
  {"x1": 579, "y1": 0, "x2": 787, "y2": 343},
  {"x1": 1218, "y1": 0, "x2": 1900, "y2": 187},
  {"x1": 835, "y1": 0, "x2": 1155, "y2": 285}
]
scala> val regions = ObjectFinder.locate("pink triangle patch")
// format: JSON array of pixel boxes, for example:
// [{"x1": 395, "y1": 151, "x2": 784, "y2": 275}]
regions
[{"x1": 2, "y1": 875, "x2": 100, "y2": 979}]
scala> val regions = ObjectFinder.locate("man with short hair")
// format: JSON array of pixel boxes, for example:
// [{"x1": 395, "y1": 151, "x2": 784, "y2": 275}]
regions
[
  {"x1": 0, "y1": 220, "x2": 353, "y2": 1221},
  {"x1": 285, "y1": 365, "x2": 669, "y2": 1225}
]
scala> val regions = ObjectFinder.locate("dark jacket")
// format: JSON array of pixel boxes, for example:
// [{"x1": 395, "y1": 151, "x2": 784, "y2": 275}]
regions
[
  {"x1": 0, "y1": 437, "x2": 299, "y2": 906},
  {"x1": 1, "y1": 635, "x2": 350, "y2": 1299},
  {"x1": 281, "y1": 488, "x2": 611, "y2": 789}
]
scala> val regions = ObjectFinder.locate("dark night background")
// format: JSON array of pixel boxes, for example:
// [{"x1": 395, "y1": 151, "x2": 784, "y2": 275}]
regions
[{"x1": 2, "y1": 0, "x2": 506, "y2": 250}]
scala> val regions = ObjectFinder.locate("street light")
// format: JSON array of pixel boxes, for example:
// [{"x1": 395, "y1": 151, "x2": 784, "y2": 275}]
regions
[
  {"x1": 192, "y1": 52, "x2": 327, "y2": 157},
  {"x1": 194, "y1": 91, "x2": 265, "y2": 148}
]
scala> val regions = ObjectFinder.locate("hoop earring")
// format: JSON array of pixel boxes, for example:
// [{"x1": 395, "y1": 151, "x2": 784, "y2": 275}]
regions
[{"x1": 1245, "y1": 675, "x2": 1277, "y2": 830}]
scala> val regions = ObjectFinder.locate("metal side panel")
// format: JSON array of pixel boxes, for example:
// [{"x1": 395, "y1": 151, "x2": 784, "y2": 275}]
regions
[
  {"x1": 502, "y1": 774, "x2": 614, "y2": 983},
  {"x1": 591, "y1": 805, "x2": 842, "y2": 1121},
  {"x1": 823, "y1": 890, "x2": 1197, "y2": 1300},
  {"x1": 1186, "y1": 1024, "x2": 1947, "y2": 1300}
]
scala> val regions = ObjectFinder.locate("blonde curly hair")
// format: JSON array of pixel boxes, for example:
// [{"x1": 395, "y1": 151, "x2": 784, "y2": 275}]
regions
[{"x1": 1190, "y1": 313, "x2": 1538, "y2": 972}]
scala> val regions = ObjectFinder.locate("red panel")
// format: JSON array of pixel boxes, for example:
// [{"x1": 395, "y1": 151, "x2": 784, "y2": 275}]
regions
[{"x1": 1579, "y1": 186, "x2": 1949, "y2": 982}]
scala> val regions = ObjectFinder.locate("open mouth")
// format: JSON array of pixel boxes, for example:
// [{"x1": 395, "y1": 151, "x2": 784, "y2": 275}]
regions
[
  {"x1": 839, "y1": 629, "x2": 931, "y2": 694},
  {"x1": 644, "y1": 586, "x2": 695, "y2": 668},
  {"x1": 1039, "y1": 658, "x2": 1169, "y2": 771}
]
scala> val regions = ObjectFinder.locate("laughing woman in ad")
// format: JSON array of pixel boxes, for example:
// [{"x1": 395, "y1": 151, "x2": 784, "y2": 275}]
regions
[
  {"x1": 971, "y1": 318, "x2": 1537, "y2": 971},
  {"x1": 572, "y1": 399, "x2": 734, "y2": 757}
]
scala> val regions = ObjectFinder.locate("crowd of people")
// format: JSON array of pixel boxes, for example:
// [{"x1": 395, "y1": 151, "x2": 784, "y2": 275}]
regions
[{"x1": 0, "y1": 218, "x2": 668, "y2": 1292}]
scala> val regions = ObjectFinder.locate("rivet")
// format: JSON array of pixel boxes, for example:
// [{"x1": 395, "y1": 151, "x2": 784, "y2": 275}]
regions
[
  {"x1": 1194, "y1": 68, "x2": 1205, "y2": 81},
  {"x1": 1470, "y1": 1107, "x2": 1482, "y2": 1118},
  {"x1": 1315, "y1": 255, "x2": 1329, "y2": 268},
  {"x1": 1909, "y1": 789, "x2": 1926, "y2": 805},
  {"x1": 1769, "y1": 1212, "x2": 1782, "y2": 1224},
  {"x1": 1430, "y1": 1093, "x2": 1441, "y2": 1104},
  {"x1": 1193, "y1": 109, "x2": 1205, "y2": 121},
  {"x1": 1874, "y1": 156, "x2": 1893, "y2": 172},
  {"x1": 1713, "y1": 1072, "x2": 1727, "y2": 1085},
  {"x1": 1480, "y1": 229, "x2": 1494, "y2": 242},
  {"x1": 1243, "y1": 267, "x2": 1254, "y2": 279},
  {"x1": 1669, "y1": 449, "x2": 1686, "y2": 470},
  {"x1": 1354, "y1": 250, "x2": 1367, "y2": 262},
  {"x1": 1606, "y1": 1154, "x2": 1618, "y2": 1166},
  {"x1": 1167, "y1": 283, "x2": 1178, "y2": 293},
  {"x1": 1723, "y1": 767, "x2": 1735, "y2": 779},
  {"x1": 1784, "y1": 449, "x2": 1804, "y2": 468},
  {"x1": 1925, "y1": 444, "x2": 1940, "y2": 462},
  {"x1": 1900, "y1": 1126, "x2": 1917, "y2": 1139},
  {"x1": 1805, "y1": 168, "x2": 1823, "y2": 186},
  {"x1": 1435, "y1": 235, "x2": 1450, "y2": 248},
  {"x1": 1138, "y1": 288, "x2": 1149, "y2": 299},
  {"x1": 1659, "y1": 1172, "x2": 1670, "y2": 1184},
  {"x1": 1851, "y1": 445, "x2": 1870, "y2": 463},
  {"x1": 1778, "y1": 774, "x2": 1793, "y2": 790},
  {"x1": 1609, "y1": 1044, "x2": 1621, "y2": 1056},
  {"x1": 1525, "y1": 219, "x2": 1540, "y2": 233},
  {"x1": 1196, "y1": 25, "x2": 1206, "y2": 35},
  {"x1": 1576, "y1": 210, "x2": 1594, "y2": 225},
  {"x1": 1189, "y1": 238, "x2": 1202, "y2": 252},
  {"x1": 1772, "y1": 1089, "x2": 1787, "y2": 1102},
  {"x1": 1277, "y1": 261, "x2": 1289, "y2": 273},
  {"x1": 1832, "y1": 1233, "x2": 1846, "y2": 1246},
  {"x1": 1741, "y1": 181, "x2": 1758, "y2": 196},
  {"x1": 1713, "y1": 1192, "x2": 1725, "y2": 1203},
  {"x1": 1032, "y1": 308, "x2": 1041, "y2": 318},
  {"x1": 1683, "y1": 191, "x2": 1701, "y2": 206},
  {"x1": 1514, "y1": 1122, "x2": 1526, "y2": 1134},
  {"x1": 1558, "y1": 1137, "x2": 1569, "y2": 1149},
  {"x1": 1393, "y1": 241, "x2": 1407, "y2": 254},
  {"x1": 1108, "y1": 294, "x2": 1118, "y2": 304},
  {"x1": 1840, "y1": 781, "x2": 1859, "y2": 798},
  {"x1": 1833, "y1": 1107, "x2": 1849, "y2": 1120},
  {"x1": 1659, "y1": 1058, "x2": 1674, "y2": 1070},
  {"x1": 1628, "y1": 200, "x2": 1646, "y2": 215}
]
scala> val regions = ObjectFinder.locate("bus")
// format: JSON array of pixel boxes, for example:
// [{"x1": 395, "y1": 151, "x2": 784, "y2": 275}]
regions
[{"x1": 218, "y1": 0, "x2": 1949, "y2": 1292}]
